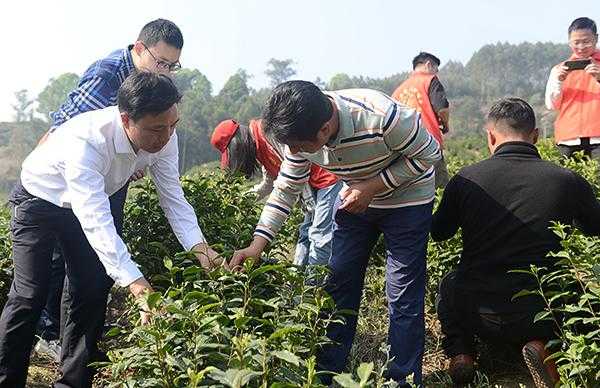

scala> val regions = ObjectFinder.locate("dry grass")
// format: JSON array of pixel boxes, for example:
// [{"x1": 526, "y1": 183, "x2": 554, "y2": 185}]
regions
[{"x1": 26, "y1": 355, "x2": 57, "y2": 387}]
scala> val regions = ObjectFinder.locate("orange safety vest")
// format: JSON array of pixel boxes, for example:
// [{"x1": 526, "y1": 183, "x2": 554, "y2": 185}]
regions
[
  {"x1": 250, "y1": 119, "x2": 338, "y2": 190},
  {"x1": 392, "y1": 71, "x2": 444, "y2": 147},
  {"x1": 554, "y1": 50, "x2": 600, "y2": 143}
]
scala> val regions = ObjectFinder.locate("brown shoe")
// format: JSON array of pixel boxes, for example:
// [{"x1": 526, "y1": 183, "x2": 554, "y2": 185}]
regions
[
  {"x1": 448, "y1": 354, "x2": 475, "y2": 386},
  {"x1": 522, "y1": 340, "x2": 560, "y2": 388}
]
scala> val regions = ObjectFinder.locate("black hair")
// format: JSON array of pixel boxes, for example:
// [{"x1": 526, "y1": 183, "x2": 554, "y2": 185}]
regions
[
  {"x1": 117, "y1": 71, "x2": 182, "y2": 121},
  {"x1": 487, "y1": 97, "x2": 536, "y2": 135},
  {"x1": 138, "y1": 18, "x2": 184, "y2": 49},
  {"x1": 227, "y1": 124, "x2": 260, "y2": 178},
  {"x1": 568, "y1": 17, "x2": 597, "y2": 35},
  {"x1": 412, "y1": 52, "x2": 441, "y2": 70},
  {"x1": 262, "y1": 80, "x2": 333, "y2": 144}
]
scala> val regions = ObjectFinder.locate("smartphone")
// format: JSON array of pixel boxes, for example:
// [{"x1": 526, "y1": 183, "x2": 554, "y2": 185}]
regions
[{"x1": 565, "y1": 59, "x2": 591, "y2": 71}]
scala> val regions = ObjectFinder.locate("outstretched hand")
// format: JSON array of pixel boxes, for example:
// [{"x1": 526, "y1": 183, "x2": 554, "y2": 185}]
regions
[
  {"x1": 229, "y1": 238, "x2": 268, "y2": 271},
  {"x1": 229, "y1": 247, "x2": 259, "y2": 271},
  {"x1": 192, "y1": 243, "x2": 223, "y2": 270},
  {"x1": 128, "y1": 277, "x2": 154, "y2": 325}
]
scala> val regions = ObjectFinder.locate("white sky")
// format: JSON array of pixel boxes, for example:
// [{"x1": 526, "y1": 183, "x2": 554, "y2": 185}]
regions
[{"x1": 0, "y1": 0, "x2": 598, "y2": 122}]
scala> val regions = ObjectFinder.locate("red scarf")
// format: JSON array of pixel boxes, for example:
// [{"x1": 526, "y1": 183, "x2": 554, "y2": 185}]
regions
[
  {"x1": 250, "y1": 119, "x2": 339, "y2": 188},
  {"x1": 250, "y1": 119, "x2": 282, "y2": 178}
]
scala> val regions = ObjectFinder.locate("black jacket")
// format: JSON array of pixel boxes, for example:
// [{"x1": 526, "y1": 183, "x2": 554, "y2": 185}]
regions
[{"x1": 431, "y1": 141, "x2": 600, "y2": 311}]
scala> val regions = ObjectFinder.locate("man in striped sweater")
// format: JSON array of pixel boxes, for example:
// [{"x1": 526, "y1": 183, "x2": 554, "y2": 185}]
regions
[{"x1": 231, "y1": 81, "x2": 441, "y2": 386}]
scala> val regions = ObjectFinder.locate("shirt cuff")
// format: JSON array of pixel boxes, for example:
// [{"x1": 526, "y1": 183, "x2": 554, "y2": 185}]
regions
[
  {"x1": 114, "y1": 258, "x2": 145, "y2": 287},
  {"x1": 254, "y1": 225, "x2": 275, "y2": 243},
  {"x1": 180, "y1": 227, "x2": 206, "y2": 251}
]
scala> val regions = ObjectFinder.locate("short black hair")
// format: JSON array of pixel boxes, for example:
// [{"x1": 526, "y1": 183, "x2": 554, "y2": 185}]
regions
[
  {"x1": 227, "y1": 124, "x2": 259, "y2": 179},
  {"x1": 568, "y1": 17, "x2": 597, "y2": 35},
  {"x1": 138, "y1": 18, "x2": 184, "y2": 49},
  {"x1": 118, "y1": 71, "x2": 182, "y2": 121},
  {"x1": 262, "y1": 80, "x2": 333, "y2": 144},
  {"x1": 487, "y1": 97, "x2": 536, "y2": 135},
  {"x1": 412, "y1": 52, "x2": 441, "y2": 69}
]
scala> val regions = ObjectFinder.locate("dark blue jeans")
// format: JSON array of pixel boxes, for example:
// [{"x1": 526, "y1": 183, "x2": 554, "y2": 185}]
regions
[
  {"x1": 37, "y1": 184, "x2": 128, "y2": 341},
  {"x1": 318, "y1": 201, "x2": 432, "y2": 386}
]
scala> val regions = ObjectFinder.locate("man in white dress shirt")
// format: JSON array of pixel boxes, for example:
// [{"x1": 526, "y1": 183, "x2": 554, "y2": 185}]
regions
[{"x1": 0, "y1": 71, "x2": 219, "y2": 388}]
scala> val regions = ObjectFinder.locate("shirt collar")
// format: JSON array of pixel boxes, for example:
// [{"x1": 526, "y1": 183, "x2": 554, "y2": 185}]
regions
[
  {"x1": 493, "y1": 141, "x2": 540, "y2": 159},
  {"x1": 323, "y1": 92, "x2": 355, "y2": 148},
  {"x1": 122, "y1": 45, "x2": 136, "y2": 76},
  {"x1": 113, "y1": 108, "x2": 136, "y2": 155}
]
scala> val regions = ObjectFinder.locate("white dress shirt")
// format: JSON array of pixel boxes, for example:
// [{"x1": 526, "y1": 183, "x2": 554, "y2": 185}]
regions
[
  {"x1": 21, "y1": 106, "x2": 205, "y2": 287},
  {"x1": 545, "y1": 65, "x2": 600, "y2": 145}
]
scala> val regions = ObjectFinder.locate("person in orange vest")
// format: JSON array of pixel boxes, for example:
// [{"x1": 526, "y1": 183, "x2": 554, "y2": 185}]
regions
[
  {"x1": 211, "y1": 119, "x2": 342, "y2": 269},
  {"x1": 546, "y1": 17, "x2": 600, "y2": 166},
  {"x1": 392, "y1": 52, "x2": 450, "y2": 188}
]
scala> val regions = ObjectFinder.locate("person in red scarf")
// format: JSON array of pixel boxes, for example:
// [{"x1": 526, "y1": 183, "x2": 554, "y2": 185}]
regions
[
  {"x1": 546, "y1": 17, "x2": 600, "y2": 173},
  {"x1": 211, "y1": 119, "x2": 342, "y2": 267}
]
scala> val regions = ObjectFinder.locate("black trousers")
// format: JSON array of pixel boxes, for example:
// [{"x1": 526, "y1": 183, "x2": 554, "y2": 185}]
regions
[
  {"x1": 436, "y1": 271, "x2": 557, "y2": 358},
  {"x1": 557, "y1": 137, "x2": 600, "y2": 160},
  {"x1": 38, "y1": 184, "x2": 127, "y2": 342},
  {"x1": 37, "y1": 247, "x2": 66, "y2": 341},
  {"x1": 0, "y1": 183, "x2": 114, "y2": 388}
]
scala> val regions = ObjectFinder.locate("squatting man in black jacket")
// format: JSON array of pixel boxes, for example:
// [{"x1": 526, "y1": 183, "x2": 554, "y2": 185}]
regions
[{"x1": 431, "y1": 97, "x2": 600, "y2": 388}]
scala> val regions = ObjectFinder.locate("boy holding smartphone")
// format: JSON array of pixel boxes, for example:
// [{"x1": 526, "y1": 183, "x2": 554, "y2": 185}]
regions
[{"x1": 545, "y1": 17, "x2": 600, "y2": 168}]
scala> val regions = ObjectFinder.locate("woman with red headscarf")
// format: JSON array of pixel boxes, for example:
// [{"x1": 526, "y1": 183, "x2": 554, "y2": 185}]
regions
[{"x1": 211, "y1": 119, "x2": 342, "y2": 268}]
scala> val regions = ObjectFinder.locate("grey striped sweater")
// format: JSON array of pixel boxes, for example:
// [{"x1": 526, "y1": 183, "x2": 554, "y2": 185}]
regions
[{"x1": 255, "y1": 88, "x2": 441, "y2": 242}]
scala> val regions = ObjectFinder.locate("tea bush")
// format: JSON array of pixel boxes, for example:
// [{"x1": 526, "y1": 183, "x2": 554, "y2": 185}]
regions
[
  {"x1": 537, "y1": 139, "x2": 599, "y2": 193},
  {"x1": 97, "y1": 258, "x2": 339, "y2": 387},
  {"x1": 124, "y1": 171, "x2": 302, "y2": 280},
  {"x1": 104, "y1": 170, "x2": 405, "y2": 387},
  {"x1": 0, "y1": 206, "x2": 12, "y2": 307},
  {"x1": 518, "y1": 224, "x2": 600, "y2": 387}
]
